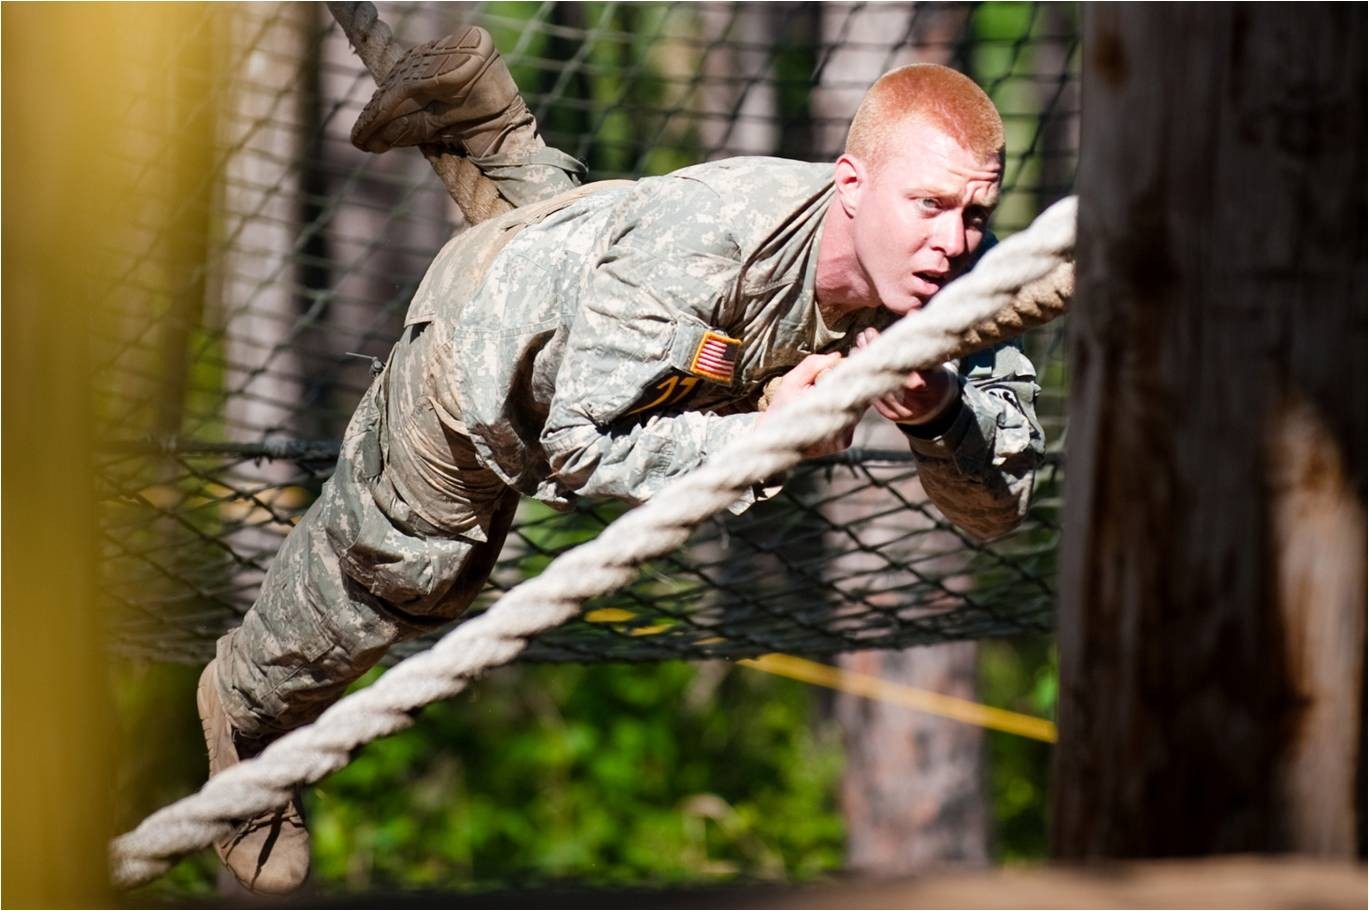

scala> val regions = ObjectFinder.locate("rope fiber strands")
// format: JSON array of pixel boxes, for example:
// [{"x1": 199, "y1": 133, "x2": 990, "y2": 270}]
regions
[{"x1": 108, "y1": 196, "x2": 1077, "y2": 889}]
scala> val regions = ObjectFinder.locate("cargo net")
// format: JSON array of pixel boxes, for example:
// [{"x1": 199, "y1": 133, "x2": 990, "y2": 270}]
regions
[{"x1": 96, "y1": 1, "x2": 1078, "y2": 665}]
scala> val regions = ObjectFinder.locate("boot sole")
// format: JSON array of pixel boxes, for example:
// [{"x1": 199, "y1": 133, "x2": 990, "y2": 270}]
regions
[
  {"x1": 388, "y1": 27, "x2": 497, "y2": 98},
  {"x1": 353, "y1": 26, "x2": 505, "y2": 148}
]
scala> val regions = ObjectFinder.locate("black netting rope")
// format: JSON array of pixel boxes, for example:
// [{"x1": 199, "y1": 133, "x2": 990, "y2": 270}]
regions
[{"x1": 101, "y1": 440, "x2": 1062, "y2": 664}]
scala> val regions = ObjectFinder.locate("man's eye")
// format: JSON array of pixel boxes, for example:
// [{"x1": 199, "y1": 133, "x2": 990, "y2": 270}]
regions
[{"x1": 917, "y1": 197, "x2": 942, "y2": 212}]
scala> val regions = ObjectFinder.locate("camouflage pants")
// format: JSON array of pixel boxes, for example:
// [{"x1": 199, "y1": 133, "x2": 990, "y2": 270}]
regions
[
  {"x1": 215, "y1": 159, "x2": 583, "y2": 740},
  {"x1": 214, "y1": 329, "x2": 521, "y2": 738}
]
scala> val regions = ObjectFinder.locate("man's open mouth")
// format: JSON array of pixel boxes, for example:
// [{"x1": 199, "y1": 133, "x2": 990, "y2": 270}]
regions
[{"x1": 913, "y1": 271, "x2": 948, "y2": 294}]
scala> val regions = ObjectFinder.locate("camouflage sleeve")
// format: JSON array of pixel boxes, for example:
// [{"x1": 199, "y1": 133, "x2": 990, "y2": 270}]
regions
[
  {"x1": 540, "y1": 178, "x2": 763, "y2": 509},
  {"x1": 899, "y1": 341, "x2": 1044, "y2": 540}
]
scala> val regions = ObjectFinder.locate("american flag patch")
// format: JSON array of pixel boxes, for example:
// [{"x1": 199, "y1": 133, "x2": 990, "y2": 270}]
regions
[{"x1": 689, "y1": 331, "x2": 741, "y2": 384}]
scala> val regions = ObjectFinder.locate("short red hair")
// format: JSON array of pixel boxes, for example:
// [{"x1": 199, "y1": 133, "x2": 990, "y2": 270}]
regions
[{"x1": 845, "y1": 64, "x2": 1004, "y2": 167}]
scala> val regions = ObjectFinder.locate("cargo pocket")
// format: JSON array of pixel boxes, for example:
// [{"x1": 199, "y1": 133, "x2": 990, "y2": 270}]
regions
[
  {"x1": 333, "y1": 505, "x2": 475, "y2": 615},
  {"x1": 328, "y1": 372, "x2": 479, "y2": 618}
]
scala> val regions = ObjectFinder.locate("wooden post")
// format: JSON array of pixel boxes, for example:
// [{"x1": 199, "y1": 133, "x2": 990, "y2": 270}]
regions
[{"x1": 1055, "y1": 4, "x2": 1366, "y2": 857}]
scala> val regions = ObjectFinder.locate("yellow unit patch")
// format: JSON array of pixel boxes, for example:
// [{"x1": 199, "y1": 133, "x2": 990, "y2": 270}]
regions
[
  {"x1": 623, "y1": 373, "x2": 700, "y2": 417},
  {"x1": 689, "y1": 331, "x2": 741, "y2": 384}
]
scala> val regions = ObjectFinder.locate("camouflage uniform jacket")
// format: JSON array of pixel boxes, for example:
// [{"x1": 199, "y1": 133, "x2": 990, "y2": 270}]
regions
[{"x1": 406, "y1": 157, "x2": 1043, "y2": 538}]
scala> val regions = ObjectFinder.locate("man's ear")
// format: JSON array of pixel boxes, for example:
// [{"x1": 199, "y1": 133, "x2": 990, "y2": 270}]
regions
[{"x1": 833, "y1": 153, "x2": 866, "y2": 217}]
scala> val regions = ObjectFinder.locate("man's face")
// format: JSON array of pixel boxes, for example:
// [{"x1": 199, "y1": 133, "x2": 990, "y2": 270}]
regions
[{"x1": 841, "y1": 119, "x2": 1002, "y2": 315}]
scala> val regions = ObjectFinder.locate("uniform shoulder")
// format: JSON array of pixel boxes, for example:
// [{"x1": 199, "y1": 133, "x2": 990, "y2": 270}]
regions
[
  {"x1": 661, "y1": 158, "x2": 834, "y2": 250},
  {"x1": 669, "y1": 157, "x2": 833, "y2": 201}
]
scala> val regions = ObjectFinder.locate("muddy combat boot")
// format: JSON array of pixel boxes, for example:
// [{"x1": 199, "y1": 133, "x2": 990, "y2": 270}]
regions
[
  {"x1": 197, "y1": 660, "x2": 310, "y2": 895},
  {"x1": 351, "y1": 25, "x2": 531, "y2": 157},
  {"x1": 350, "y1": 26, "x2": 583, "y2": 206}
]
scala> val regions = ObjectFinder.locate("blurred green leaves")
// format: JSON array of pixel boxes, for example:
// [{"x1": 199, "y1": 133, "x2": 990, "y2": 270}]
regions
[
  {"x1": 981, "y1": 636, "x2": 1056, "y2": 861},
  {"x1": 305, "y1": 660, "x2": 845, "y2": 891}
]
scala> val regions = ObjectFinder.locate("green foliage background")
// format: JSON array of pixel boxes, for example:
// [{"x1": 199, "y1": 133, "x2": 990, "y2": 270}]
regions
[{"x1": 119, "y1": 640, "x2": 1052, "y2": 899}]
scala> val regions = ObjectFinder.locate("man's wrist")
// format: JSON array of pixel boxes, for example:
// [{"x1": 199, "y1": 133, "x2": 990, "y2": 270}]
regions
[
  {"x1": 898, "y1": 395, "x2": 964, "y2": 439},
  {"x1": 896, "y1": 366, "x2": 962, "y2": 439}
]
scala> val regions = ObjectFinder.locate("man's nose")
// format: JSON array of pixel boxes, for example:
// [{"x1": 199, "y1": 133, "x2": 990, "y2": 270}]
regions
[{"x1": 930, "y1": 212, "x2": 967, "y2": 259}]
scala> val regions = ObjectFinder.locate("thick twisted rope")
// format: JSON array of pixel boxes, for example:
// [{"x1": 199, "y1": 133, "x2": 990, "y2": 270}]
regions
[
  {"x1": 109, "y1": 196, "x2": 1076, "y2": 888},
  {"x1": 327, "y1": 2, "x2": 513, "y2": 224},
  {"x1": 757, "y1": 255, "x2": 1073, "y2": 410}
]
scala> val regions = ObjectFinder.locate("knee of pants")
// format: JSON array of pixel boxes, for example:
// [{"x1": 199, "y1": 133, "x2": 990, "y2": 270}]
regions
[
  {"x1": 328, "y1": 376, "x2": 488, "y2": 621},
  {"x1": 319, "y1": 474, "x2": 488, "y2": 620}
]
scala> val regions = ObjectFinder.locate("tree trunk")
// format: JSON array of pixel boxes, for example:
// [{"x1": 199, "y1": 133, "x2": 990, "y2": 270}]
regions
[
  {"x1": 205, "y1": 4, "x2": 314, "y2": 668},
  {"x1": 694, "y1": 4, "x2": 781, "y2": 158},
  {"x1": 838, "y1": 640, "x2": 990, "y2": 870},
  {"x1": 1055, "y1": 3, "x2": 1366, "y2": 858}
]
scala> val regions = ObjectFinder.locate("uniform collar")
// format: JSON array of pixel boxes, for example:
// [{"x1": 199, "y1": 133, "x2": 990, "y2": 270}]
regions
[
  {"x1": 802, "y1": 184, "x2": 888, "y2": 353},
  {"x1": 733, "y1": 167, "x2": 888, "y2": 355}
]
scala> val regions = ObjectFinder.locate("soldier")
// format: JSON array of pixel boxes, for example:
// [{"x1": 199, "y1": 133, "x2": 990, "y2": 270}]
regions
[{"x1": 199, "y1": 27, "x2": 1044, "y2": 893}]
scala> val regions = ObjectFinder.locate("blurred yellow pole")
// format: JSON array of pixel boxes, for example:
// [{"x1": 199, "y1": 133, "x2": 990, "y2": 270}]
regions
[
  {"x1": 2, "y1": 5, "x2": 218, "y2": 903},
  {"x1": 4, "y1": 7, "x2": 114, "y2": 903}
]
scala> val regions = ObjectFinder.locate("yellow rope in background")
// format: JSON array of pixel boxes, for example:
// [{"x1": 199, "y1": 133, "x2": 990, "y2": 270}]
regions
[{"x1": 741, "y1": 653, "x2": 1057, "y2": 743}]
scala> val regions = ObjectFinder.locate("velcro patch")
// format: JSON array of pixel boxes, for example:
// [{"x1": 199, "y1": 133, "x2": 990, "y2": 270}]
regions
[{"x1": 689, "y1": 331, "x2": 741, "y2": 384}]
